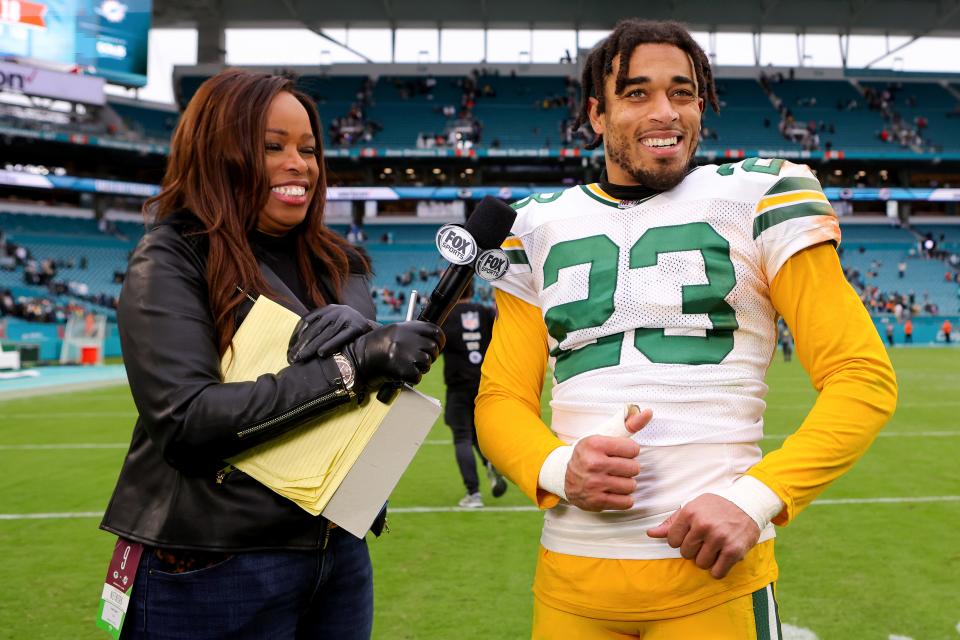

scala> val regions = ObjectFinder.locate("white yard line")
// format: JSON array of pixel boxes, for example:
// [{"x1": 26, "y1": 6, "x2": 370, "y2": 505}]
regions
[
  {"x1": 769, "y1": 400, "x2": 960, "y2": 410},
  {"x1": 0, "y1": 511, "x2": 105, "y2": 520},
  {"x1": 783, "y1": 624, "x2": 819, "y2": 640},
  {"x1": 0, "y1": 412, "x2": 137, "y2": 418},
  {"x1": 763, "y1": 431, "x2": 960, "y2": 440},
  {"x1": 2, "y1": 496, "x2": 958, "y2": 520},
  {"x1": 812, "y1": 496, "x2": 960, "y2": 506},
  {"x1": 0, "y1": 443, "x2": 128, "y2": 450}
]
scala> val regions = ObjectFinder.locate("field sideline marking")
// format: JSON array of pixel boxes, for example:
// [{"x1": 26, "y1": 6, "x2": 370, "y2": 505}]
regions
[
  {"x1": 783, "y1": 624, "x2": 818, "y2": 640},
  {"x1": 762, "y1": 431, "x2": 960, "y2": 440},
  {"x1": 4, "y1": 430, "x2": 960, "y2": 451},
  {"x1": 0, "y1": 443, "x2": 129, "y2": 450},
  {"x1": 2, "y1": 496, "x2": 958, "y2": 520},
  {"x1": 0, "y1": 412, "x2": 137, "y2": 418}
]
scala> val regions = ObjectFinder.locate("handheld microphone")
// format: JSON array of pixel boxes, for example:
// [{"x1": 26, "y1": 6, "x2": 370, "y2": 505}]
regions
[
  {"x1": 376, "y1": 196, "x2": 517, "y2": 402},
  {"x1": 418, "y1": 196, "x2": 516, "y2": 325}
]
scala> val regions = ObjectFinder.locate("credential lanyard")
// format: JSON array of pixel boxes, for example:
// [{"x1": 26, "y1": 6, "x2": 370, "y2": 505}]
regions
[{"x1": 96, "y1": 538, "x2": 144, "y2": 639}]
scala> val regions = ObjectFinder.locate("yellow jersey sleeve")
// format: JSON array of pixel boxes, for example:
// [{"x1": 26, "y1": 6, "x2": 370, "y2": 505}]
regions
[
  {"x1": 748, "y1": 242, "x2": 898, "y2": 525},
  {"x1": 476, "y1": 288, "x2": 565, "y2": 509}
]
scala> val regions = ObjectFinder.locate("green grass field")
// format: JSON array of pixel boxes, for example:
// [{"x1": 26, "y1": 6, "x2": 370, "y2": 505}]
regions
[{"x1": 1, "y1": 348, "x2": 958, "y2": 639}]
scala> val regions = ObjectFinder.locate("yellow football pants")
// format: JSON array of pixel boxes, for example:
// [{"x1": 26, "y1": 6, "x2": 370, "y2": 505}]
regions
[{"x1": 532, "y1": 584, "x2": 782, "y2": 640}]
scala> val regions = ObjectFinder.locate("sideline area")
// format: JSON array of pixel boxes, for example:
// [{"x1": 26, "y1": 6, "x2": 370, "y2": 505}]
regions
[{"x1": 0, "y1": 365, "x2": 127, "y2": 400}]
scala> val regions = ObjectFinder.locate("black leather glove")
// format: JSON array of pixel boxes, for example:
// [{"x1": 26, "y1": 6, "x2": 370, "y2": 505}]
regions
[
  {"x1": 287, "y1": 304, "x2": 377, "y2": 364},
  {"x1": 342, "y1": 320, "x2": 445, "y2": 389}
]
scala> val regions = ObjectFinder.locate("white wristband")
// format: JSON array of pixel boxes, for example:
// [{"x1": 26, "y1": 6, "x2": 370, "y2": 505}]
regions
[
  {"x1": 538, "y1": 405, "x2": 638, "y2": 502},
  {"x1": 708, "y1": 476, "x2": 784, "y2": 532},
  {"x1": 538, "y1": 445, "x2": 574, "y2": 501}
]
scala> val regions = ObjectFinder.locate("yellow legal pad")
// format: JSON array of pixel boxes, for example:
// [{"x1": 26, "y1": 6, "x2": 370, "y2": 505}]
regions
[{"x1": 220, "y1": 296, "x2": 391, "y2": 516}]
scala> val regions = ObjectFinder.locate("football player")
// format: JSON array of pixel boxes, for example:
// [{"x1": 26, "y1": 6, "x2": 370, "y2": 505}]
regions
[{"x1": 475, "y1": 19, "x2": 897, "y2": 639}]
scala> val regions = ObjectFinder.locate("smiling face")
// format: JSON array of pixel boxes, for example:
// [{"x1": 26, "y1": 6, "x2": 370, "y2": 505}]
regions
[
  {"x1": 588, "y1": 43, "x2": 704, "y2": 190},
  {"x1": 257, "y1": 91, "x2": 320, "y2": 236}
]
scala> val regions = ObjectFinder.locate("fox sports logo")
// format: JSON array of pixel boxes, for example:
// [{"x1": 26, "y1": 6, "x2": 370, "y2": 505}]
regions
[{"x1": 474, "y1": 249, "x2": 509, "y2": 281}]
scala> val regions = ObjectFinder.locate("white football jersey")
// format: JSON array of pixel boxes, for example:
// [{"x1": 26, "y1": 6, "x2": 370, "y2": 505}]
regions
[{"x1": 495, "y1": 158, "x2": 841, "y2": 448}]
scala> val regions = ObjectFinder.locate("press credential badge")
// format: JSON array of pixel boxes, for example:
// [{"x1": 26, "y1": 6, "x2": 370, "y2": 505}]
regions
[{"x1": 96, "y1": 538, "x2": 143, "y2": 639}]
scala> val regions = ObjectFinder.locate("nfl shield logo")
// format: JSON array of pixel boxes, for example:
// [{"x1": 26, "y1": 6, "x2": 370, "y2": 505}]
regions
[{"x1": 460, "y1": 311, "x2": 480, "y2": 331}]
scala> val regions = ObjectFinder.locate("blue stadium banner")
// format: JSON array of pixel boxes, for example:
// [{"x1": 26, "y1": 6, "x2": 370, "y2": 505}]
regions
[{"x1": 0, "y1": 0, "x2": 152, "y2": 87}]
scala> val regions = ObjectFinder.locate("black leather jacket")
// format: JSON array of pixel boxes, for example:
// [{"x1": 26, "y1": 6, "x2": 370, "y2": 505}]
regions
[{"x1": 100, "y1": 211, "x2": 378, "y2": 551}]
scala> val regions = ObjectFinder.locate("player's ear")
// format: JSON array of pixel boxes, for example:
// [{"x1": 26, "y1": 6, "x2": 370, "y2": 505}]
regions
[
  {"x1": 698, "y1": 97, "x2": 705, "y2": 113},
  {"x1": 588, "y1": 96, "x2": 605, "y2": 135}
]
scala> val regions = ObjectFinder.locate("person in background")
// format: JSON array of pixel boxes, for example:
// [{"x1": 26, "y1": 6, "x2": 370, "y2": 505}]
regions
[
  {"x1": 903, "y1": 318, "x2": 913, "y2": 343},
  {"x1": 942, "y1": 318, "x2": 953, "y2": 343},
  {"x1": 886, "y1": 321, "x2": 895, "y2": 347},
  {"x1": 779, "y1": 322, "x2": 793, "y2": 362},
  {"x1": 439, "y1": 277, "x2": 507, "y2": 508},
  {"x1": 99, "y1": 70, "x2": 444, "y2": 640}
]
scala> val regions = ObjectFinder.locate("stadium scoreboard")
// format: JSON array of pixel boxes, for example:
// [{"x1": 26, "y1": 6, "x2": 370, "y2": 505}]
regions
[{"x1": 0, "y1": 0, "x2": 151, "y2": 86}]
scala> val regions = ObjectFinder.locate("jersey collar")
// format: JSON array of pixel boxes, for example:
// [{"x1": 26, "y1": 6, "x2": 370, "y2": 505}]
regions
[{"x1": 580, "y1": 171, "x2": 661, "y2": 209}]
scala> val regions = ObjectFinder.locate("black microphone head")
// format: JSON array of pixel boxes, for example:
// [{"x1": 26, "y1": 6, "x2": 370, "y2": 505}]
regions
[{"x1": 463, "y1": 196, "x2": 517, "y2": 251}]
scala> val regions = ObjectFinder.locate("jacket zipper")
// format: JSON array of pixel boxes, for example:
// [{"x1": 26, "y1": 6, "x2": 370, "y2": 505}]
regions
[
  {"x1": 215, "y1": 464, "x2": 235, "y2": 484},
  {"x1": 235, "y1": 387, "x2": 348, "y2": 440},
  {"x1": 322, "y1": 522, "x2": 332, "y2": 550}
]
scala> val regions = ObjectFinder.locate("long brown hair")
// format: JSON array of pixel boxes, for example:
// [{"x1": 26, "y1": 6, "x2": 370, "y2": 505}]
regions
[
  {"x1": 146, "y1": 69, "x2": 364, "y2": 354},
  {"x1": 575, "y1": 20, "x2": 720, "y2": 150}
]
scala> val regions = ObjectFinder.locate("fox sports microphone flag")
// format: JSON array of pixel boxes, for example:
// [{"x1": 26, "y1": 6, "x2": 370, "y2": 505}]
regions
[{"x1": 418, "y1": 196, "x2": 516, "y2": 326}]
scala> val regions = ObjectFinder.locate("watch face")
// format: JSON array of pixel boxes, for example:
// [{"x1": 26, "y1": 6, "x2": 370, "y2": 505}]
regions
[{"x1": 335, "y1": 354, "x2": 354, "y2": 389}]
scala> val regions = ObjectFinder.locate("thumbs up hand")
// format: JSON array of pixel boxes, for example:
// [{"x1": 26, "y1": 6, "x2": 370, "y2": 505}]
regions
[{"x1": 563, "y1": 405, "x2": 652, "y2": 512}]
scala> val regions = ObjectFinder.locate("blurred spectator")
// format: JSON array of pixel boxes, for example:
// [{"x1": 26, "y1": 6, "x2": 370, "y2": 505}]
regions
[{"x1": 347, "y1": 223, "x2": 367, "y2": 244}]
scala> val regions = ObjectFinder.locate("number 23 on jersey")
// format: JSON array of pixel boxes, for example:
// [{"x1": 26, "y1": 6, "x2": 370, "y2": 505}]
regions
[{"x1": 544, "y1": 221, "x2": 739, "y2": 383}]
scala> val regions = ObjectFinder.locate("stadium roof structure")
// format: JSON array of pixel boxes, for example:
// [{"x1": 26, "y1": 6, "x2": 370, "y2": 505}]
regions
[{"x1": 154, "y1": 0, "x2": 960, "y2": 36}]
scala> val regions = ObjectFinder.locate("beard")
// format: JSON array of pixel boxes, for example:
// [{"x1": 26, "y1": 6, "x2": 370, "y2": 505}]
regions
[{"x1": 604, "y1": 128, "x2": 699, "y2": 191}]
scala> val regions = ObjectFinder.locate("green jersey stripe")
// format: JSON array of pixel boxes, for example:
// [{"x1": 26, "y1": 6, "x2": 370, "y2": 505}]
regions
[
  {"x1": 505, "y1": 249, "x2": 530, "y2": 265},
  {"x1": 511, "y1": 196, "x2": 532, "y2": 210},
  {"x1": 763, "y1": 176, "x2": 823, "y2": 196},
  {"x1": 753, "y1": 201, "x2": 834, "y2": 239}
]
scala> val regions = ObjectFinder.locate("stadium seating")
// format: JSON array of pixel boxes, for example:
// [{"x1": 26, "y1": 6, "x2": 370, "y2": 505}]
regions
[
  {"x1": 700, "y1": 79, "x2": 793, "y2": 151},
  {"x1": 767, "y1": 79, "x2": 889, "y2": 153},
  {"x1": 841, "y1": 224, "x2": 959, "y2": 315},
  {"x1": 108, "y1": 101, "x2": 178, "y2": 142},
  {"x1": 162, "y1": 73, "x2": 960, "y2": 154},
  {"x1": 0, "y1": 211, "x2": 140, "y2": 319},
  {"x1": 859, "y1": 81, "x2": 960, "y2": 152},
  {"x1": 841, "y1": 224, "x2": 915, "y2": 244},
  {"x1": 913, "y1": 224, "x2": 960, "y2": 248},
  {"x1": 470, "y1": 75, "x2": 572, "y2": 148},
  {"x1": 3, "y1": 69, "x2": 958, "y2": 156}
]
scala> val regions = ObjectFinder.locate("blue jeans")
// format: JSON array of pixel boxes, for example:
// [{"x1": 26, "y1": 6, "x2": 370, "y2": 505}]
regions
[{"x1": 120, "y1": 527, "x2": 373, "y2": 639}]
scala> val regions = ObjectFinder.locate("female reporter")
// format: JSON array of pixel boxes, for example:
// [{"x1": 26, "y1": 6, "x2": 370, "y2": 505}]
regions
[{"x1": 100, "y1": 70, "x2": 444, "y2": 639}]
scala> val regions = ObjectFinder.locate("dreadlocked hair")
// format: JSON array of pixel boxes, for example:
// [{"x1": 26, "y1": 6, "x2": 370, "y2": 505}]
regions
[{"x1": 574, "y1": 19, "x2": 720, "y2": 150}]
